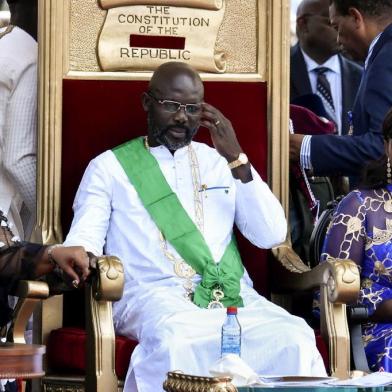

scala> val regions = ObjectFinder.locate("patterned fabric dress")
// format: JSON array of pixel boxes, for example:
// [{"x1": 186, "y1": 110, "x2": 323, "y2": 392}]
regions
[{"x1": 321, "y1": 186, "x2": 392, "y2": 371}]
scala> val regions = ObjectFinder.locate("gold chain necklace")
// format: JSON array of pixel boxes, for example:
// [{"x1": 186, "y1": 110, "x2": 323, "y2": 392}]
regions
[{"x1": 144, "y1": 137, "x2": 204, "y2": 300}]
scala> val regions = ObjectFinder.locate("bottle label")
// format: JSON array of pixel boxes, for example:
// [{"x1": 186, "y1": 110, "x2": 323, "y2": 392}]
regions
[{"x1": 221, "y1": 334, "x2": 241, "y2": 356}]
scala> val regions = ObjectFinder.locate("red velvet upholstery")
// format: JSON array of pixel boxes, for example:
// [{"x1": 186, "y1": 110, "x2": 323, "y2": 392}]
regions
[
  {"x1": 315, "y1": 332, "x2": 329, "y2": 370},
  {"x1": 47, "y1": 327, "x2": 137, "y2": 379},
  {"x1": 49, "y1": 78, "x2": 328, "y2": 379}
]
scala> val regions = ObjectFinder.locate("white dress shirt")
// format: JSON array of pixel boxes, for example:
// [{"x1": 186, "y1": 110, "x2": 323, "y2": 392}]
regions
[
  {"x1": 65, "y1": 141, "x2": 287, "y2": 291},
  {"x1": 301, "y1": 49, "x2": 342, "y2": 134},
  {"x1": 365, "y1": 32, "x2": 382, "y2": 69},
  {"x1": 0, "y1": 26, "x2": 37, "y2": 239}
]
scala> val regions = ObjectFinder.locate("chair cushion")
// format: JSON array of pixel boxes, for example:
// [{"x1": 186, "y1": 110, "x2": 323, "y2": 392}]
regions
[{"x1": 47, "y1": 327, "x2": 137, "y2": 379}]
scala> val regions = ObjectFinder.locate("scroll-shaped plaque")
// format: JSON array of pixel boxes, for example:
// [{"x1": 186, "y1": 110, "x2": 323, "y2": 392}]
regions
[
  {"x1": 98, "y1": 0, "x2": 226, "y2": 73},
  {"x1": 99, "y1": 0, "x2": 224, "y2": 10}
]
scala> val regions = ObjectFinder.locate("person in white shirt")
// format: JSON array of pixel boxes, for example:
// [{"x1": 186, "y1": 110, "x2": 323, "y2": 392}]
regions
[
  {"x1": 64, "y1": 61, "x2": 327, "y2": 392},
  {"x1": 0, "y1": 0, "x2": 37, "y2": 240}
]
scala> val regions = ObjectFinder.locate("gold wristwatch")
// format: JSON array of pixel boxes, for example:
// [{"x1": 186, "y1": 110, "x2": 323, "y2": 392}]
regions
[{"x1": 228, "y1": 153, "x2": 249, "y2": 169}]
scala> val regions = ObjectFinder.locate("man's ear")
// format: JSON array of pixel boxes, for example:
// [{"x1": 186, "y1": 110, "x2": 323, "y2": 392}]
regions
[
  {"x1": 348, "y1": 7, "x2": 364, "y2": 29},
  {"x1": 141, "y1": 92, "x2": 151, "y2": 112}
]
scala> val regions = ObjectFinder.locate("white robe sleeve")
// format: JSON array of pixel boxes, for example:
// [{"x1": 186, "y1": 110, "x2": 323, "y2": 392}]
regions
[
  {"x1": 234, "y1": 166, "x2": 287, "y2": 249},
  {"x1": 63, "y1": 154, "x2": 113, "y2": 255}
]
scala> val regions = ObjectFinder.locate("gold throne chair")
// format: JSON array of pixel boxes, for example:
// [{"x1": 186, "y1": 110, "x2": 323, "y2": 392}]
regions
[{"x1": 34, "y1": 1, "x2": 360, "y2": 391}]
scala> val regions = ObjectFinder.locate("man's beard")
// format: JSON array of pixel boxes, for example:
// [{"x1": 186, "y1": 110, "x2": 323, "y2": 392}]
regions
[{"x1": 148, "y1": 114, "x2": 198, "y2": 151}]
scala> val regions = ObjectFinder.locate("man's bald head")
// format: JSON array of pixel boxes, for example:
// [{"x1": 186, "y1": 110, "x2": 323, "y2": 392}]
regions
[
  {"x1": 296, "y1": 0, "x2": 339, "y2": 64},
  {"x1": 297, "y1": 0, "x2": 330, "y2": 18},
  {"x1": 149, "y1": 62, "x2": 204, "y2": 98}
]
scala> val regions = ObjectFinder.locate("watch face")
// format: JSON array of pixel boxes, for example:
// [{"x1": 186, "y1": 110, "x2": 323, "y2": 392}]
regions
[{"x1": 238, "y1": 153, "x2": 248, "y2": 164}]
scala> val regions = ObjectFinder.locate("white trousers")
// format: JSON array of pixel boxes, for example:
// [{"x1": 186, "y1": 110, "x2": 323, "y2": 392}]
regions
[{"x1": 114, "y1": 285, "x2": 326, "y2": 392}]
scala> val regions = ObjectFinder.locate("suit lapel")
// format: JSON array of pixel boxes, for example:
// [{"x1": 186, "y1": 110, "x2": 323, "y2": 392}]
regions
[
  {"x1": 340, "y1": 56, "x2": 354, "y2": 134},
  {"x1": 291, "y1": 44, "x2": 312, "y2": 98}
]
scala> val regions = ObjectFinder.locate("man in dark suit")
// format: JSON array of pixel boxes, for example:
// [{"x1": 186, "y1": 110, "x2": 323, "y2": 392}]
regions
[
  {"x1": 290, "y1": 0, "x2": 392, "y2": 188},
  {"x1": 291, "y1": 0, "x2": 362, "y2": 135}
]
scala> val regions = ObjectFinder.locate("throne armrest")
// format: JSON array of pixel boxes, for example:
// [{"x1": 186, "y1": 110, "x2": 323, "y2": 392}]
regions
[
  {"x1": 8, "y1": 280, "x2": 49, "y2": 344},
  {"x1": 91, "y1": 254, "x2": 124, "y2": 301},
  {"x1": 0, "y1": 281, "x2": 48, "y2": 380},
  {"x1": 272, "y1": 244, "x2": 360, "y2": 304},
  {"x1": 42, "y1": 255, "x2": 125, "y2": 392}
]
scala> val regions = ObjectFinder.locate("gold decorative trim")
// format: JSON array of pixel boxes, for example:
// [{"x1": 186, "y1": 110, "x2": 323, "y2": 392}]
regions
[
  {"x1": 13, "y1": 280, "x2": 50, "y2": 299},
  {"x1": 65, "y1": 71, "x2": 265, "y2": 82},
  {"x1": 8, "y1": 281, "x2": 49, "y2": 343},
  {"x1": 43, "y1": 376, "x2": 124, "y2": 391},
  {"x1": 99, "y1": 0, "x2": 223, "y2": 10},
  {"x1": 0, "y1": 371, "x2": 45, "y2": 379},
  {"x1": 85, "y1": 284, "x2": 118, "y2": 392},
  {"x1": 267, "y1": 0, "x2": 290, "y2": 210},
  {"x1": 37, "y1": 0, "x2": 67, "y2": 244},
  {"x1": 43, "y1": 377, "x2": 85, "y2": 392},
  {"x1": 163, "y1": 371, "x2": 237, "y2": 392},
  {"x1": 94, "y1": 256, "x2": 124, "y2": 301}
]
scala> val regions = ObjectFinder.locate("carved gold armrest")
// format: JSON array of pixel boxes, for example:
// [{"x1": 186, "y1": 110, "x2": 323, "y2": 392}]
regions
[
  {"x1": 273, "y1": 244, "x2": 360, "y2": 304},
  {"x1": 7, "y1": 280, "x2": 49, "y2": 344},
  {"x1": 319, "y1": 258, "x2": 360, "y2": 304},
  {"x1": 163, "y1": 371, "x2": 237, "y2": 392},
  {"x1": 91, "y1": 255, "x2": 124, "y2": 301}
]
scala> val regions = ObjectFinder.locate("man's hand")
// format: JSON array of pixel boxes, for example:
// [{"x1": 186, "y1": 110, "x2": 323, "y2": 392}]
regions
[
  {"x1": 200, "y1": 103, "x2": 252, "y2": 182},
  {"x1": 45, "y1": 245, "x2": 90, "y2": 285},
  {"x1": 290, "y1": 134, "x2": 305, "y2": 162}
]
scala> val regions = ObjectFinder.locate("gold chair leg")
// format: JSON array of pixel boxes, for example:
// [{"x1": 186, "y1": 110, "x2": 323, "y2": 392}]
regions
[{"x1": 85, "y1": 285, "x2": 118, "y2": 392}]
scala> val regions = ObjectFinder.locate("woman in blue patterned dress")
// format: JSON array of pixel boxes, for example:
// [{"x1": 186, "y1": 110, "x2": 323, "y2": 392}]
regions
[
  {"x1": 321, "y1": 109, "x2": 392, "y2": 372},
  {"x1": 321, "y1": 107, "x2": 392, "y2": 371}
]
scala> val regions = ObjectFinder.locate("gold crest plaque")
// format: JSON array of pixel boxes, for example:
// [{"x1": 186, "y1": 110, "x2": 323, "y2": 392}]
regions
[{"x1": 98, "y1": 0, "x2": 226, "y2": 72}]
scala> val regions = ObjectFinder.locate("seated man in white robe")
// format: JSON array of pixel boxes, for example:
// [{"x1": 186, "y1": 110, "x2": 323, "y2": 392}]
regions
[{"x1": 64, "y1": 61, "x2": 327, "y2": 392}]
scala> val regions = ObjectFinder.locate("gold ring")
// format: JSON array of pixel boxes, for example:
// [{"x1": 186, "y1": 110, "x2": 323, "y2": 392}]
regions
[{"x1": 215, "y1": 120, "x2": 220, "y2": 126}]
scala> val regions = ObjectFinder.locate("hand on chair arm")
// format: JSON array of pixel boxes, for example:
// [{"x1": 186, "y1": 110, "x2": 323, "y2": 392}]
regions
[{"x1": 35, "y1": 245, "x2": 91, "y2": 285}]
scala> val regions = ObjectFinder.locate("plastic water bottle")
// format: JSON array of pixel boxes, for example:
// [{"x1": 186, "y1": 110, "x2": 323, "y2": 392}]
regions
[{"x1": 221, "y1": 306, "x2": 241, "y2": 357}]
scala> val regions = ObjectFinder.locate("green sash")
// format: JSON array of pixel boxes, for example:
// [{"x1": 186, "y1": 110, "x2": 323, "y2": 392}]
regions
[{"x1": 112, "y1": 137, "x2": 244, "y2": 308}]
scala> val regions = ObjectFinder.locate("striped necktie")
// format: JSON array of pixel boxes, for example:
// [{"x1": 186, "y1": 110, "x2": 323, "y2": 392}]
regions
[{"x1": 315, "y1": 66, "x2": 336, "y2": 125}]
